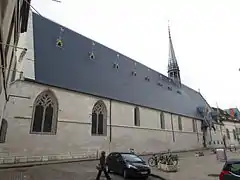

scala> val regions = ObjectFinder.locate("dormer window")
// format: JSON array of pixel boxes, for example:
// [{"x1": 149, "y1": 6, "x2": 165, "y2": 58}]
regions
[
  {"x1": 56, "y1": 39, "x2": 63, "y2": 48},
  {"x1": 132, "y1": 71, "x2": 137, "y2": 76},
  {"x1": 89, "y1": 52, "x2": 95, "y2": 60},
  {"x1": 177, "y1": 90, "x2": 181, "y2": 94},
  {"x1": 157, "y1": 82, "x2": 163, "y2": 86},
  {"x1": 113, "y1": 63, "x2": 119, "y2": 69},
  {"x1": 145, "y1": 76, "x2": 150, "y2": 81}
]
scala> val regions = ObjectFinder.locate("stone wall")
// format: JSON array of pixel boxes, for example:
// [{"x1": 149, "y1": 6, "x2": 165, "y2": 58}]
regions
[{"x1": 0, "y1": 79, "x2": 207, "y2": 163}]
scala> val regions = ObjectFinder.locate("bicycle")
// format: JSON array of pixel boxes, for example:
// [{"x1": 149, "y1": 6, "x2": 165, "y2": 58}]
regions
[
  {"x1": 148, "y1": 151, "x2": 179, "y2": 167},
  {"x1": 148, "y1": 153, "x2": 164, "y2": 167}
]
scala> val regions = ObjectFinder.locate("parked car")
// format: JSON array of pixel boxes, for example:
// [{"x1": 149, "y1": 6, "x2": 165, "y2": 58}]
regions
[
  {"x1": 219, "y1": 159, "x2": 240, "y2": 180},
  {"x1": 106, "y1": 152, "x2": 151, "y2": 179}
]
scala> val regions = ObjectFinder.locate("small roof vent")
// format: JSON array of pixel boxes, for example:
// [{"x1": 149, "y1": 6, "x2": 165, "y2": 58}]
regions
[
  {"x1": 56, "y1": 39, "x2": 63, "y2": 48},
  {"x1": 132, "y1": 71, "x2": 137, "y2": 76},
  {"x1": 157, "y1": 82, "x2": 163, "y2": 86},
  {"x1": 177, "y1": 90, "x2": 182, "y2": 94},
  {"x1": 89, "y1": 52, "x2": 95, "y2": 60},
  {"x1": 113, "y1": 63, "x2": 119, "y2": 69}
]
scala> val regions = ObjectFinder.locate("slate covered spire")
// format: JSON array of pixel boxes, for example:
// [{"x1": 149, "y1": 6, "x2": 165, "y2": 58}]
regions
[{"x1": 167, "y1": 22, "x2": 181, "y2": 87}]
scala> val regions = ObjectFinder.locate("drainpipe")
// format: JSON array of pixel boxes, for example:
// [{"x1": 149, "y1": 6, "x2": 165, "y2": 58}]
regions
[{"x1": 109, "y1": 100, "x2": 112, "y2": 153}]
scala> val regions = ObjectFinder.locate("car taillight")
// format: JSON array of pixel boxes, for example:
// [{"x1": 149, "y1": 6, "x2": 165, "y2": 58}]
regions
[{"x1": 219, "y1": 170, "x2": 230, "y2": 180}]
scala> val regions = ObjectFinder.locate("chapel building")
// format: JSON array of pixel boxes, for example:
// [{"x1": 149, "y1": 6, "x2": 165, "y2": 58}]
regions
[{"x1": 0, "y1": 11, "x2": 223, "y2": 160}]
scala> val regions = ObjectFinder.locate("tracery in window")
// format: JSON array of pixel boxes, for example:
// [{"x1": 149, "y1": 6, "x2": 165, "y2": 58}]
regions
[
  {"x1": 31, "y1": 90, "x2": 58, "y2": 135},
  {"x1": 91, "y1": 100, "x2": 107, "y2": 136}
]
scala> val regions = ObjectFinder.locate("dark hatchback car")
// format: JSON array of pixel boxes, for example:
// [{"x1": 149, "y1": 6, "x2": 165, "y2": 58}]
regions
[
  {"x1": 106, "y1": 152, "x2": 151, "y2": 179},
  {"x1": 219, "y1": 159, "x2": 240, "y2": 180}
]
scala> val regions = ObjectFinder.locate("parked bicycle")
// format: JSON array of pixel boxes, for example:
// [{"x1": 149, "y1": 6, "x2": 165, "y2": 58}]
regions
[{"x1": 148, "y1": 151, "x2": 179, "y2": 167}]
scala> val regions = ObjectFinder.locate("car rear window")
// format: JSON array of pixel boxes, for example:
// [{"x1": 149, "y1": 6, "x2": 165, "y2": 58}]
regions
[{"x1": 225, "y1": 162, "x2": 240, "y2": 175}]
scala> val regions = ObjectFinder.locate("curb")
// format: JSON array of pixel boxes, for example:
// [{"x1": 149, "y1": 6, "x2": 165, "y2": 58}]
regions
[
  {"x1": 0, "y1": 157, "x2": 98, "y2": 170},
  {"x1": 150, "y1": 173, "x2": 168, "y2": 180},
  {"x1": 0, "y1": 147, "x2": 222, "y2": 170}
]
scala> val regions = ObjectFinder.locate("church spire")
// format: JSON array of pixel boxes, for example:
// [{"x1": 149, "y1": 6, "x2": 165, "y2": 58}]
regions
[{"x1": 167, "y1": 21, "x2": 181, "y2": 87}]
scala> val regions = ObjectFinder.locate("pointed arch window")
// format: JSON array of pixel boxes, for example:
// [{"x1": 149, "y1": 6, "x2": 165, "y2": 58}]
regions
[
  {"x1": 160, "y1": 112, "x2": 165, "y2": 129},
  {"x1": 91, "y1": 100, "x2": 107, "y2": 136},
  {"x1": 30, "y1": 90, "x2": 58, "y2": 135},
  {"x1": 134, "y1": 107, "x2": 140, "y2": 126}
]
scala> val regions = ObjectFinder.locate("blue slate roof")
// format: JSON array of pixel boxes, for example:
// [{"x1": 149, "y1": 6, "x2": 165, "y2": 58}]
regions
[{"x1": 31, "y1": 12, "x2": 208, "y2": 119}]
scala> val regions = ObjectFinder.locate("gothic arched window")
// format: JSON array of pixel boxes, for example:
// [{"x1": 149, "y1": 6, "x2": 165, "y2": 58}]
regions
[
  {"x1": 30, "y1": 90, "x2": 58, "y2": 135},
  {"x1": 91, "y1": 100, "x2": 107, "y2": 136}
]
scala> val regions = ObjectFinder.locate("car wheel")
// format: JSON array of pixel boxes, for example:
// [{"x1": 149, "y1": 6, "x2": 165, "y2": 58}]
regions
[{"x1": 123, "y1": 169, "x2": 128, "y2": 179}]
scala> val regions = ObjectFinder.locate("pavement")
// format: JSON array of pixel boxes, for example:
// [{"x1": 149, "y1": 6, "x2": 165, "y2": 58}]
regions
[
  {"x1": 0, "y1": 149, "x2": 239, "y2": 180},
  {"x1": 143, "y1": 150, "x2": 240, "y2": 180},
  {"x1": 0, "y1": 160, "x2": 159, "y2": 180}
]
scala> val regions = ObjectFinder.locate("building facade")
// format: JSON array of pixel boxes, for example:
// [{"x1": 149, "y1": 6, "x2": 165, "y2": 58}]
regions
[
  {"x1": 211, "y1": 107, "x2": 240, "y2": 148},
  {"x1": 0, "y1": 0, "x2": 30, "y2": 124},
  {"x1": 0, "y1": 11, "x2": 221, "y2": 163}
]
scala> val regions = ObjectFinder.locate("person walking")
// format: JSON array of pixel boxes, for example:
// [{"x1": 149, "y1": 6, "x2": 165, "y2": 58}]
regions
[{"x1": 96, "y1": 151, "x2": 111, "y2": 180}]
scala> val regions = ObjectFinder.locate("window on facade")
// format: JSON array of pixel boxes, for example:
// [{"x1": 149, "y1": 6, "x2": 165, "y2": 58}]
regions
[
  {"x1": 192, "y1": 119, "x2": 197, "y2": 132},
  {"x1": 91, "y1": 100, "x2": 107, "y2": 136},
  {"x1": 30, "y1": 90, "x2": 58, "y2": 135},
  {"x1": 134, "y1": 107, "x2": 140, "y2": 126},
  {"x1": 226, "y1": 129, "x2": 230, "y2": 139},
  {"x1": 160, "y1": 112, "x2": 165, "y2": 129},
  {"x1": 178, "y1": 116, "x2": 182, "y2": 131},
  {"x1": 0, "y1": 119, "x2": 8, "y2": 143},
  {"x1": 233, "y1": 129, "x2": 237, "y2": 140}
]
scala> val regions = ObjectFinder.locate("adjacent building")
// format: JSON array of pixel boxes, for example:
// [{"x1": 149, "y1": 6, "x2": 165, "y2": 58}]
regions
[
  {"x1": 212, "y1": 107, "x2": 240, "y2": 147},
  {"x1": 0, "y1": 11, "x2": 221, "y2": 162},
  {"x1": 0, "y1": 0, "x2": 31, "y2": 125}
]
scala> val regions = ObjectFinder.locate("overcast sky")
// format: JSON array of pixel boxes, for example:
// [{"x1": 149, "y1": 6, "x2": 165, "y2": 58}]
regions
[{"x1": 32, "y1": 0, "x2": 240, "y2": 109}]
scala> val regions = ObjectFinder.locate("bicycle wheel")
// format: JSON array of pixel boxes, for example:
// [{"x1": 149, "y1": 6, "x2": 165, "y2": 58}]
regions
[
  {"x1": 172, "y1": 160, "x2": 178, "y2": 167},
  {"x1": 148, "y1": 157, "x2": 156, "y2": 167}
]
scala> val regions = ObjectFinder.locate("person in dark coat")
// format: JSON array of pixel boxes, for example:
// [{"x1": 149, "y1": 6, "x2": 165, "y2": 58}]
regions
[{"x1": 96, "y1": 151, "x2": 111, "y2": 180}]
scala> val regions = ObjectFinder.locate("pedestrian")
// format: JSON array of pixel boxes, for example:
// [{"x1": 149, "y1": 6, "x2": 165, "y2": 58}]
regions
[
  {"x1": 129, "y1": 148, "x2": 135, "y2": 154},
  {"x1": 96, "y1": 151, "x2": 111, "y2": 180}
]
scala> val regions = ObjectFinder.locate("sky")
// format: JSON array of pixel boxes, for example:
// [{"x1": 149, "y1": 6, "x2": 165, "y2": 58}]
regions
[{"x1": 31, "y1": 0, "x2": 240, "y2": 109}]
